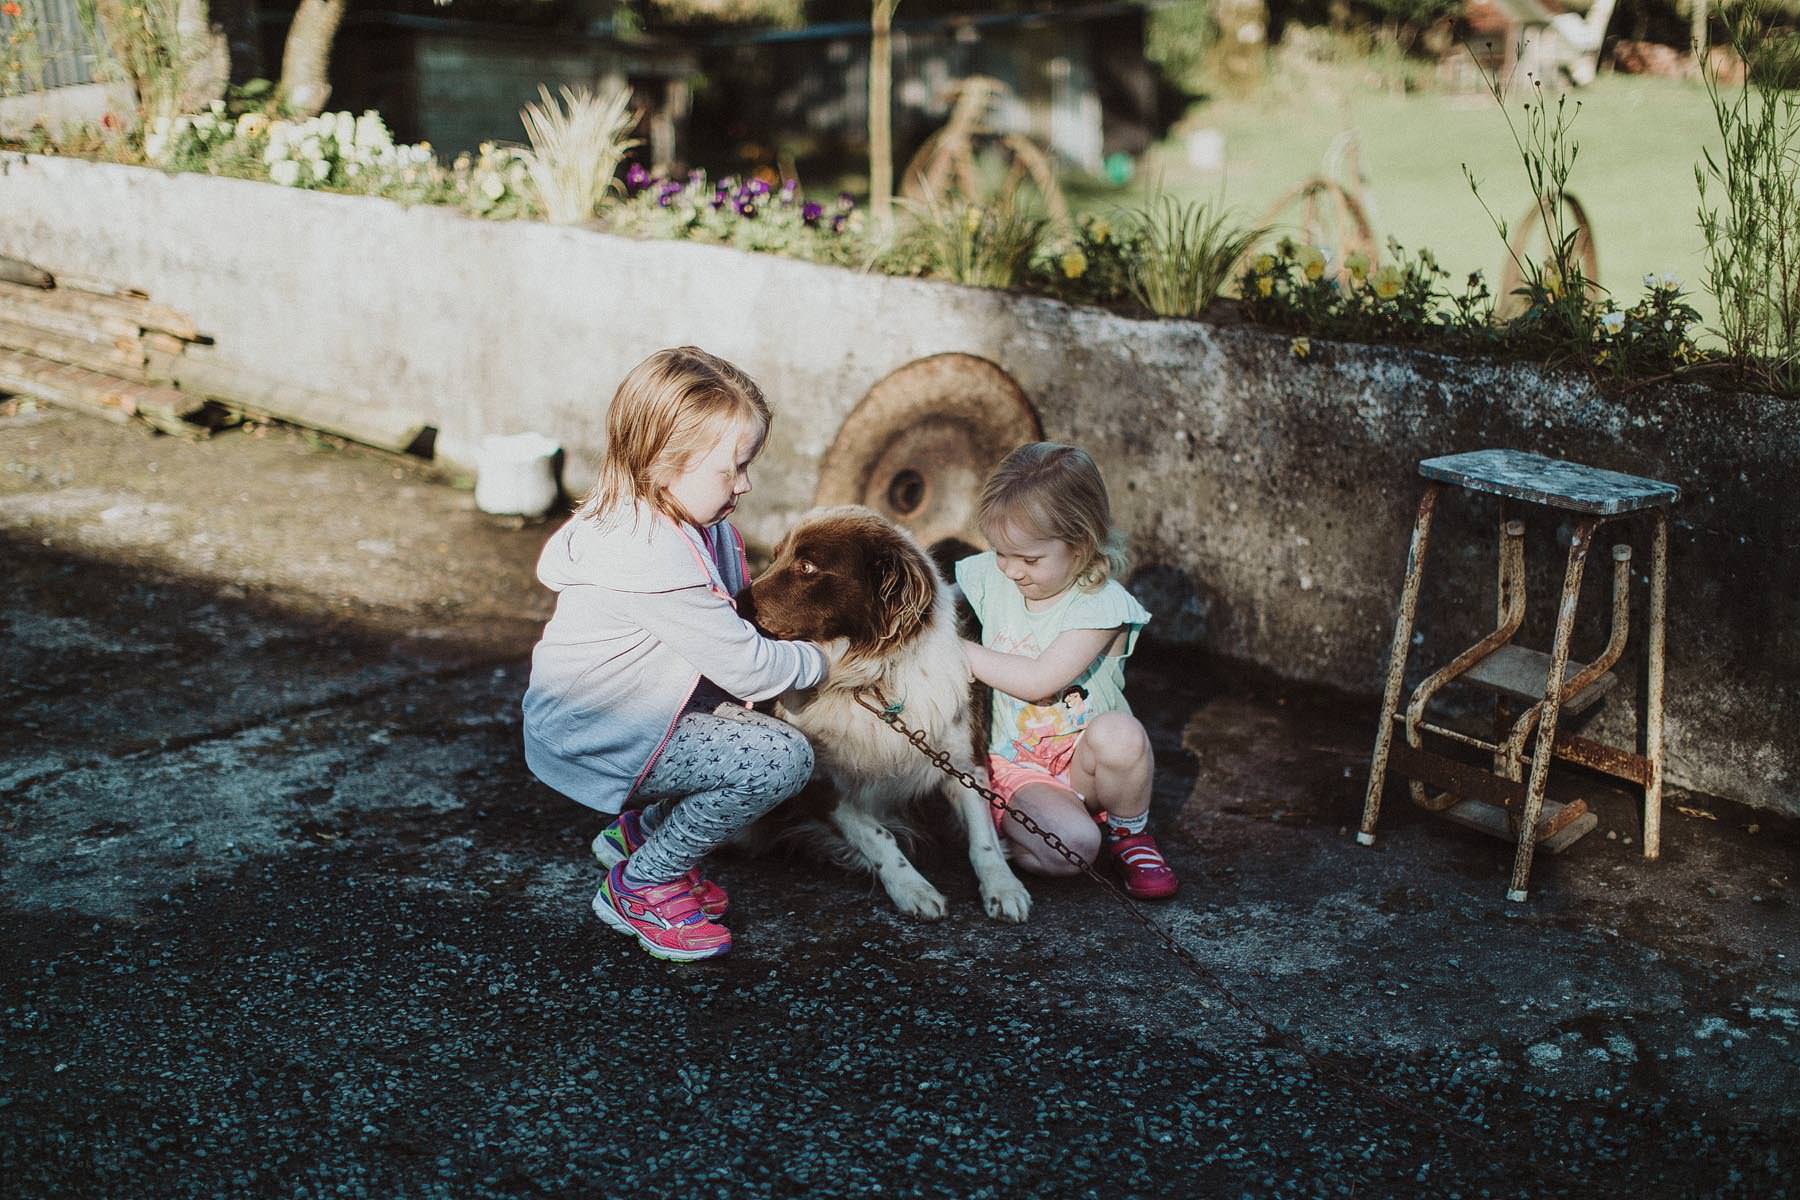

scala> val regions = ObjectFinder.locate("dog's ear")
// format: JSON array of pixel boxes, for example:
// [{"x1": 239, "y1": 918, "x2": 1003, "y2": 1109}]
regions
[{"x1": 874, "y1": 535, "x2": 937, "y2": 645}]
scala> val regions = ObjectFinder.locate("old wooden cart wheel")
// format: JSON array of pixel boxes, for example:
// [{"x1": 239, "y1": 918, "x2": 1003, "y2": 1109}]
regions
[
  {"x1": 814, "y1": 353, "x2": 1042, "y2": 567},
  {"x1": 1495, "y1": 191, "x2": 1600, "y2": 319}
]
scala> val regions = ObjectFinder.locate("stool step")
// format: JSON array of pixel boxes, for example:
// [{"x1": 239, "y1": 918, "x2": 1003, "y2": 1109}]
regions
[
  {"x1": 1439, "y1": 796, "x2": 1599, "y2": 854},
  {"x1": 1459, "y1": 644, "x2": 1618, "y2": 716}
]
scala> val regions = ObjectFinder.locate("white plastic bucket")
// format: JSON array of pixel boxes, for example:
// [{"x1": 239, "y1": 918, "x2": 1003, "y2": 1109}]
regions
[{"x1": 474, "y1": 432, "x2": 561, "y2": 517}]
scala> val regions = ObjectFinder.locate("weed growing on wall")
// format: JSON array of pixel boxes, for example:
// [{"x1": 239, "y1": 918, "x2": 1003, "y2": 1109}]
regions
[
  {"x1": 1697, "y1": 0, "x2": 1800, "y2": 394},
  {"x1": 1465, "y1": 70, "x2": 1600, "y2": 366}
]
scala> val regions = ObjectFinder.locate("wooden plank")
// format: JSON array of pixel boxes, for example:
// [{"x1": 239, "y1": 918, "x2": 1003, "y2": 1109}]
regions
[
  {"x1": 0, "y1": 279, "x2": 199, "y2": 341},
  {"x1": 0, "y1": 290, "x2": 141, "y2": 342},
  {"x1": 0, "y1": 318, "x2": 148, "y2": 380},
  {"x1": 176, "y1": 353, "x2": 431, "y2": 455},
  {"x1": 1459, "y1": 643, "x2": 1618, "y2": 716},
  {"x1": 0, "y1": 255, "x2": 54, "y2": 289},
  {"x1": 1419, "y1": 448, "x2": 1679, "y2": 514},
  {"x1": 0, "y1": 350, "x2": 202, "y2": 430},
  {"x1": 1439, "y1": 797, "x2": 1598, "y2": 854},
  {"x1": 0, "y1": 350, "x2": 132, "y2": 425}
]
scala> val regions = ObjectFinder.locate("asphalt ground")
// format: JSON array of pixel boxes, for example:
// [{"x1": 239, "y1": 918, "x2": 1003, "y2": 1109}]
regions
[{"x1": 2, "y1": 403, "x2": 1797, "y2": 1198}]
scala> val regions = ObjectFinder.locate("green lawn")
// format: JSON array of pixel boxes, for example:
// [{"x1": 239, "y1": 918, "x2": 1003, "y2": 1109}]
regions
[{"x1": 1074, "y1": 73, "x2": 1728, "y2": 333}]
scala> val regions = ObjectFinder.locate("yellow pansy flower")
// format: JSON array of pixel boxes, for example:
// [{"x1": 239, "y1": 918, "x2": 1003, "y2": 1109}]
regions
[
  {"x1": 1252, "y1": 252, "x2": 1276, "y2": 274},
  {"x1": 1297, "y1": 245, "x2": 1326, "y2": 281},
  {"x1": 1343, "y1": 249, "x2": 1370, "y2": 284},
  {"x1": 1256, "y1": 274, "x2": 1274, "y2": 297},
  {"x1": 1060, "y1": 250, "x2": 1088, "y2": 279},
  {"x1": 1290, "y1": 336, "x2": 1311, "y2": 359},
  {"x1": 1372, "y1": 264, "x2": 1404, "y2": 300}
]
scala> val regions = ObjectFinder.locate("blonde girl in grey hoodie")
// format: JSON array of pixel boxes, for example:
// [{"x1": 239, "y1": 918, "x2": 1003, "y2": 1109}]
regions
[{"x1": 523, "y1": 347, "x2": 828, "y2": 961}]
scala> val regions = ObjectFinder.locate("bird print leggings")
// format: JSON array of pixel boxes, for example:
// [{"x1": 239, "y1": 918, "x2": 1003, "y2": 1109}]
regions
[{"x1": 623, "y1": 701, "x2": 814, "y2": 885}]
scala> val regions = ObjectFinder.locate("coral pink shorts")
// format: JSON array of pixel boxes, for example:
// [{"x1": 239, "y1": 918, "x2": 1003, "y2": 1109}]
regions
[{"x1": 985, "y1": 751, "x2": 1085, "y2": 832}]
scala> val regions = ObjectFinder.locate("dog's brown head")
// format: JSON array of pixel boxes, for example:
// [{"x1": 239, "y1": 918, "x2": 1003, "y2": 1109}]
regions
[{"x1": 745, "y1": 506, "x2": 940, "y2": 667}]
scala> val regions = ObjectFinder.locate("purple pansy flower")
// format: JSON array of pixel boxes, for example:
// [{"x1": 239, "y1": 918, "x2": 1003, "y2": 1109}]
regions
[
  {"x1": 802, "y1": 201, "x2": 822, "y2": 226},
  {"x1": 624, "y1": 162, "x2": 651, "y2": 195}
]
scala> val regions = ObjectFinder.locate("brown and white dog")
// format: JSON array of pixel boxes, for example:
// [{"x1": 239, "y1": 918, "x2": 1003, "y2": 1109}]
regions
[{"x1": 737, "y1": 505, "x2": 1032, "y2": 923}]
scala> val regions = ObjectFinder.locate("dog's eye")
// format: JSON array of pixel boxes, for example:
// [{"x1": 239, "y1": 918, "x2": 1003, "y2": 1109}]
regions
[{"x1": 797, "y1": 559, "x2": 818, "y2": 575}]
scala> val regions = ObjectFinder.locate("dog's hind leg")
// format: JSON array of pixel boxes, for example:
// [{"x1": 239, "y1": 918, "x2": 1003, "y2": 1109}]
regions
[
  {"x1": 828, "y1": 804, "x2": 948, "y2": 921},
  {"x1": 944, "y1": 774, "x2": 1032, "y2": 923}
]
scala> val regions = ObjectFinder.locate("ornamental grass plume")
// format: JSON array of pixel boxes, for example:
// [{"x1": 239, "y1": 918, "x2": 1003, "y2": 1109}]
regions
[
  {"x1": 1126, "y1": 194, "x2": 1266, "y2": 318},
  {"x1": 517, "y1": 81, "x2": 640, "y2": 225}
]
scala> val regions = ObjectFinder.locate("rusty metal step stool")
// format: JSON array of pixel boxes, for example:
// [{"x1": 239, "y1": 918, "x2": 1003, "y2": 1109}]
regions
[{"x1": 1356, "y1": 448, "x2": 1679, "y2": 901}]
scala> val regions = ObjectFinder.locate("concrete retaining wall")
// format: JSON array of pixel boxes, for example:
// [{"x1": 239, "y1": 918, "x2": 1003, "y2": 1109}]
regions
[{"x1": 3, "y1": 153, "x2": 1795, "y2": 814}]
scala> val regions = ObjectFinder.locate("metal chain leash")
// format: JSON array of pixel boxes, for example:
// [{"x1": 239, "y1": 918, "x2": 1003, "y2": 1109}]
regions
[{"x1": 851, "y1": 686, "x2": 1597, "y2": 1197}]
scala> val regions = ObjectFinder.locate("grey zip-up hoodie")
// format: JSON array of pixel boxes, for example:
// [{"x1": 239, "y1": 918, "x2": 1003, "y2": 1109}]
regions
[{"x1": 522, "y1": 500, "x2": 826, "y2": 813}]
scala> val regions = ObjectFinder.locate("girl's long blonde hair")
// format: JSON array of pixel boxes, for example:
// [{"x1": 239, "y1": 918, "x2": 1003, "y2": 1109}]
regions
[
  {"x1": 584, "y1": 346, "x2": 770, "y2": 527},
  {"x1": 977, "y1": 442, "x2": 1128, "y2": 591}
]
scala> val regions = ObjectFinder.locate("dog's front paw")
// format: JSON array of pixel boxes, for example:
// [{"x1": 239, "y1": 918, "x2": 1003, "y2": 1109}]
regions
[
  {"x1": 886, "y1": 876, "x2": 949, "y2": 921},
  {"x1": 982, "y1": 878, "x2": 1032, "y2": 924}
]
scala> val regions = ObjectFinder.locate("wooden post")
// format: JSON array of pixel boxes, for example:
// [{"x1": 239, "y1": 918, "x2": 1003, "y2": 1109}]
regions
[{"x1": 870, "y1": 0, "x2": 900, "y2": 228}]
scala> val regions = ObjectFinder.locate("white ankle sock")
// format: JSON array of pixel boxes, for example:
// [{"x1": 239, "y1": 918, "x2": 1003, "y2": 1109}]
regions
[{"x1": 1105, "y1": 810, "x2": 1149, "y2": 838}]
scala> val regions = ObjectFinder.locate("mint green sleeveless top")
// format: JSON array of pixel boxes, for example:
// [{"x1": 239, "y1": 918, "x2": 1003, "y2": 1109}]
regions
[{"x1": 954, "y1": 552, "x2": 1152, "y2": 764}]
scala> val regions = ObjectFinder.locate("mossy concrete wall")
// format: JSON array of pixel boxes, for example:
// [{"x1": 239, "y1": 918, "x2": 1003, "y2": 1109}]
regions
[{"x1": 3, "y1": 153, "x2": 1795, "y2": 814}]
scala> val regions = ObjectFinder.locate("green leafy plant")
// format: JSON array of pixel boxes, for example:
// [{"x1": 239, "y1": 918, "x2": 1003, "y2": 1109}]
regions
[
  {"x1": 1591, "y1": 275, "x2": 1705, "y2": 381},
  {"x1": 1697, "y1": 0, "x2": 1800, "y2": 393},
  {"x1": 1238, "y1": 236, "x2": 1496, "y2": 348},
  {"x1": 1126, "y1": 194, "x2": 1264, "y2": 318},
  {"x1": 516, "y1": 82, "x2": 639, "y2": 225},
  {"x1": 1026, "y1": 212, "x2": 1143, "y2": 308}
]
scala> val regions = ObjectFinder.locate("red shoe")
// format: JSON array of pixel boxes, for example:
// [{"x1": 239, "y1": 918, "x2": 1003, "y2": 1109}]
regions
[
  {"x1": 1106, "y1": 831, "x2": 1180, "y2": 900},
  {"x1": 592, "y1": 810, "x2": 729, "y2": 918},
  {"x1": 592, "y1": 862, "x2": 731, "y2": 961}
]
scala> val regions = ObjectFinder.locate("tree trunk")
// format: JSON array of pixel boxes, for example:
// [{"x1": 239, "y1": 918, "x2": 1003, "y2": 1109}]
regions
[
  {"x1": 869, "y1": 0, "x2": 898, "y2": 227},
  {"x1": 90, "y1": 0, "x2": 228, "y2": 126},
  {"x1": 174, "y1": 0, "x2": 231, "y2": 113},
  {"x1": 280, "y1": 0, "x2": 346, "y2": 118}
]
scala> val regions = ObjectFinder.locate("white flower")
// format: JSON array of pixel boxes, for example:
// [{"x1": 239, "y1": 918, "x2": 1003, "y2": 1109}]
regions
[
  {"x1": 1644, "y1": 272, "x2": 1658, "y2": 289},
  {"x1": 345, "y1": 162, "x2": 362, "y2": 178},
  {"x1": 1660, "y1": 271, "x2": 1681, "y2": 290},
  {"x1": 355, "y1": 111, "x2": 390, "y2": 151},
  {"x1": 334, "y1": 111, "x2": 356, "y2": 146},
  {"x1": 310, "y1": 157, "x2": 331, "y2": 182},
  {"x1": 269, "y1": 159, "x2": 302, "y2": 187},
  {"x1": 480, "y1": 172, "x2": 506, "y2": 201},
  {"x1": 1600, "y1": 310, "x2": 1626, "y2": 335},
  {"x1": 300, "y1": 136, "x2": 325, "y2": 163},
  {"x1": 1663, "y1": 319, "x2": 1674, "y2": 331}
]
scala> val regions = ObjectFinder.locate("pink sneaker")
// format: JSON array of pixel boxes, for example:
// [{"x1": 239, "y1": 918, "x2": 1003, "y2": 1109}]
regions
[
  {"x1": 592, "y1": 862, "x2": 731, "y2": 961},
  {"x1": 1106, "y1": 832, "x2": 1180, "y2": 900},
  {"x1": 592, "y1": 810, "x2": 729, "y2": 918}
]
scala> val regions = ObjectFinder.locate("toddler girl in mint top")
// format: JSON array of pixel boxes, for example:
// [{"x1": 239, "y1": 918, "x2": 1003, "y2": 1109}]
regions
[{"x1": 954, "y1": 442, "x2": 1178, "y2": 899}]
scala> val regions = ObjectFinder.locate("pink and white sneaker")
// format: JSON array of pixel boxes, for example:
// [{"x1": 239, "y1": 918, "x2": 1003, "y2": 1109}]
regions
[
  {"x1": 592, "y1": 810, "x2": 729, "y2": 918},
  {"x1": 592, "y1": 862, "x2": 731, "y2": 962},
  {"x1": 1106, "y1": 832, "x2": 1180, "y2": 900}
]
